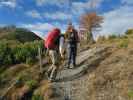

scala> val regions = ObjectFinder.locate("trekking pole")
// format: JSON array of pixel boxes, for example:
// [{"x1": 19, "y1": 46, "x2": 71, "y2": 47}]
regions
[
  {"x1": 38, "y1": 46, "x2": 43, "y2": 74},
  {"x1": 45, "y1": 48, "x2": 49, "y2": 59}
]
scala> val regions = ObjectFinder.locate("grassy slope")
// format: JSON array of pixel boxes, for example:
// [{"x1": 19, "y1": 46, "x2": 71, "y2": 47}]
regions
[{"x1": 86, "y1": 32, "x2": 133, "y2": 100}]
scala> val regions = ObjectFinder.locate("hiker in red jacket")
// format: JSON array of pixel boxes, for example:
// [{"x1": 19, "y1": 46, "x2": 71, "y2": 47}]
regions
[{"x1": 45, "y1": 28, "x2": 61, "y2": 82}]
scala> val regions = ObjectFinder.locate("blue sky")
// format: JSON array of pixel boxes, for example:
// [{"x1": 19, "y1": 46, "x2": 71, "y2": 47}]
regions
[{"x1": 0, "y1": 0, "x2": 133, "y2": 39}]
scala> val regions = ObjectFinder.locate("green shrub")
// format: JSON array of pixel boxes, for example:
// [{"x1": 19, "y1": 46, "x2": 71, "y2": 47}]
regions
[
  {"x1": 15, "y1": 74, "x2": 24, "y2": 87},
  {"x1": 12, "y1": 40, "x2": 44, "y2": 64},
  {"x1": 128, "y1": 90, "x2": 133, "y2": 98},
  {"x1": 120, "y1": 35, "x2": 128, "y2": 39},
  {"x1": 26, "y1": 57, "x2": 37, "y2": 65},
  {"x1": 26, "y1": 80, "x2": 38, "y2": 89},
  {"x1": 125, "y1": 29, "x2": 133, "y2": 35},
  {"x1": 0, "y1": 67, "x2": 6, "y2": 75},
  {"x1": 108, "y1": 34, "x2": 117, "y2": 40},
  {"x1": 32, "y1": 95, "x2": 43, "y2": 100},
  {"x1": 119, "y1": 39, "x2": 129, "y2": 48},
  {"x1": 97, "y1": 36, "x2": 106, "y2": 42},
  {"x1": 0, "y1": 40, "x2": 44, "y2": 66},
  {"x1": 3, "y1": 55, "x2": 13, "y2": 65},
  {"x1": 0, "y1": 40, "x2": 13, "y2": 65}
]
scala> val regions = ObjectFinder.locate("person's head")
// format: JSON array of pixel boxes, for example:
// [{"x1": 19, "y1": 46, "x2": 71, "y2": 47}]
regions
[
  {"x1": 67, "y1": 23, "x2": 74, "y2": 33},
  {"x1": 52, "y1": 28, "x2": 61, "y2": 34}
]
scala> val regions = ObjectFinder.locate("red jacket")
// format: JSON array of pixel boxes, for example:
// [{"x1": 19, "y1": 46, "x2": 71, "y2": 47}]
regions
[{"x1": 45, "y1": 28, "x2": 60, "y2": 49}]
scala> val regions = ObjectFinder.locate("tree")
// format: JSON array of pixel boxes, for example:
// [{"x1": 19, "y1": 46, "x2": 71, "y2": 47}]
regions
[{"x1": 80, "y1": 12, "x2": 103, "y2": 43}]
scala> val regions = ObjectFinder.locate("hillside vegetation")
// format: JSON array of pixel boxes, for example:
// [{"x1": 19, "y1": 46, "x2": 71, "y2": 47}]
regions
[
  {"x1": 0, "y1": 28, "x2": 133, "y2": 100},
  {"x1": 0, "y1": 26, "x2": 44, "y2": 75},
  {"x1": 85, "y1": 29, "x2": 133, "y2": 100},
  {"x1": 0, "y1": 26, "x2": 41, "y2": 43}
]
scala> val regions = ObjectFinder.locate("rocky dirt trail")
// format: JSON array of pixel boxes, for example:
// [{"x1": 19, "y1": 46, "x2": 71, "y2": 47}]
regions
[{"x1": 47, "y1": 46, "x2": 112, "y2": 100}]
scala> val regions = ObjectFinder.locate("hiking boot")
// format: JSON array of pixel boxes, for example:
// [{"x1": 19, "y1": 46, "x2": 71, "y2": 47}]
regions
[
  {"x1": 45, "y1": 71, "x2": 50, "y2": 79},
  {"x1": 69, "y1": 66, "x2": 74, "y2": 69},
  {"x1": 46, "y1": 73, "x2": 56, "y2": 82},
  {"x1": 69, "y1": 64, "x2": 76, "y2": 69},
  {"x1": 49, "y1": 68, "x2": 57, "y2": 82},
  {"x1": 48, "y1": 78, "x2": 56, "y2": 82},
  {"x1": 64, "y1": 67, "x2": 68, "y2": 70},
  {"x1": 66, "y1": 64, "x2": 70, "y2": 69}
]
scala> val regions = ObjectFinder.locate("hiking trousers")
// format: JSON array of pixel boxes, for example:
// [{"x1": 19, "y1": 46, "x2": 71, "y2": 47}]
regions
[
  {"x1": 67, "y1": 44, "x2": 77, "y2": 67},
  {"x1": 47, "y1": 50, "x2": 58, "y2": 80}
]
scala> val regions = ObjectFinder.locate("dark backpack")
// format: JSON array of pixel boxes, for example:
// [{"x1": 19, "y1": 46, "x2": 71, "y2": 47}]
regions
[{"x1": 68, "y1": 32, "x2": 76, "y2": 44}]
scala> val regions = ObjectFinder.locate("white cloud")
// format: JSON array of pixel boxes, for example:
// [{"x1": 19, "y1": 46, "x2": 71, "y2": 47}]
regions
[
  {"x1": 36, "y1": 0, "x2": 104, "y2": 9},
  {"x1": 44, "y1": 12, "x2": 72, "y2": 20},
  {"x1": 0, "y1": 0, "x2": 16, "y2": 8},
  {"x1": 72, "y1": 2, "x2": 89, "y2": 15},
  {"x1": 20, "y1": 22, "x2": 69, "y2": 38},
  {"x1": 36, "y1": 0, "x2": 68, "y2": 7},
  {"x1": 36, "y1": 0, "x2": 45, "y2": 6},
  {"x1": 21, "y1": 23, "x2": 55, "y2": 38},
  {"x1": 72, "y1": 0, "x2": 104, "y2": 15},
  {"x1": 99, "y1": 6, "x2": 133, "y2": 38},
  {"x1": 21, "y1": 23, "x2": 55, "y2": 32},
  {"x1": 26, "y1": 10, "x2": 42, "y2": 19},
  {"x1": 121, "y1": 0, "x2": 133, "y2": 5}
]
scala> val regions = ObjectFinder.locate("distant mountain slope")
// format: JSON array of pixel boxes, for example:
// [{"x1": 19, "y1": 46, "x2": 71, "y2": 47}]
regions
[{"x1": 0, "y1": 26, "x2": 41, "y2": 43}]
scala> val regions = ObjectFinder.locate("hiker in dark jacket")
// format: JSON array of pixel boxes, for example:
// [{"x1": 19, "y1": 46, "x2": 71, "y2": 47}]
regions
[{"x1": 65, "y1": 23, "x2": 79, "y2": 69}]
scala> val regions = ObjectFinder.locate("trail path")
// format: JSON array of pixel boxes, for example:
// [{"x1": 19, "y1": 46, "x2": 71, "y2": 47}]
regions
[{"x1": 50, "y1": 46, "x2": 110, "y2": 100}]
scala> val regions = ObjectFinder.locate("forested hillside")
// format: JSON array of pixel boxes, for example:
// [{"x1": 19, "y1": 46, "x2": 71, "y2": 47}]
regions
[{"x1": 0, "y1": 26, "x2": 41, "y2": 43}]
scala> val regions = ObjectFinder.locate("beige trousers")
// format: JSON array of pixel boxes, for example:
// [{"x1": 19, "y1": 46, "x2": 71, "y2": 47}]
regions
[{"x1": 47, "y1": 50, "x2": 58, "y2": 80}]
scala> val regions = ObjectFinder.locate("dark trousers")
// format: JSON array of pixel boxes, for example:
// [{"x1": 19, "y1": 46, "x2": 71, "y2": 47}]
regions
[{"x1": 67, "y1": 44, "x2": 77, "y2": 67}]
